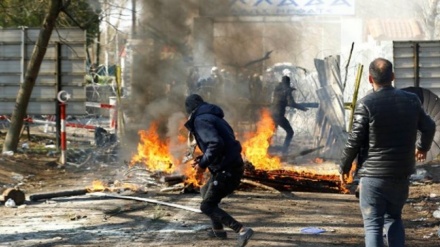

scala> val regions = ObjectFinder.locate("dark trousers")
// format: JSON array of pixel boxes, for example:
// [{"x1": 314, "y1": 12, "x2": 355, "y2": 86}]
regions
[
  {"x1": 199, "y1": 162, "x2": 244, "y2": 233},
  {"x1": 273, "y1": 115, "x2": 294, "y2": 153}
]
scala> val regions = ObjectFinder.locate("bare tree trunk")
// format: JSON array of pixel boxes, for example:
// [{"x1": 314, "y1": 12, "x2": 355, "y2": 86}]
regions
[{"x1": 2, "y1": 0, "x2": 62, "y2": 153}]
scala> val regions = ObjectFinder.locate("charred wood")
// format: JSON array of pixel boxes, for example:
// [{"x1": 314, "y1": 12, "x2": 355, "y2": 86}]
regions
[
  {"x1": 160, "y1": 175, "x2": 185, "y2": 186},
  {"x1": 244, "y1": 169, "x2": 343, "y2": 193}
]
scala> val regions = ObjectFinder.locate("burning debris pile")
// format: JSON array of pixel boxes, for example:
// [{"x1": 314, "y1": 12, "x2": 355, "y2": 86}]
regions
[
  {"x1": 243, "y1": 161, "x2": 344, "y2": 193},
  {"x1": 26, "y1": 106, "x2": 348, "y2": 206},
  {"x1": 123, "y1": 109, "x2": 349, "y2": 195}
]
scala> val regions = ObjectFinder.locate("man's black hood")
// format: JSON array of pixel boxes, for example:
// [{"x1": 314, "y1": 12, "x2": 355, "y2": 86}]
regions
[
  {"x1": 185, "y1": 94, "x2": 204, "y2": 114},
  {"x1": 184, "y1": 103, "x2": 225, "y2": 132},
  {"x1": 193, "y1": 103, "x2": 224, "y2": 119}
]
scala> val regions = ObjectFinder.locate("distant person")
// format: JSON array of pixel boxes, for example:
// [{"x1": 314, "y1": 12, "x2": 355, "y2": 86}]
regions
[
  {"x1": 184, "y1": 94, "x2": 254, "y2": 247},
  {"x1": 339, "y1": 58, "x2": 435, "y2": 247},
  {"x1": 249, "y1": 73, "x2": 263, "y2": 102},
  {"x1": 206, "y1": 66, "x2": 225, "y2": 104},
  {"x1": 270, "y1": 75, "x2": 308, "y2": 155},
  {"x1": 186, "y1": 67, "x2": 199, "y2": 95},
  {"x1": 249, "y1": 73, "x2": 263, "y2": 121}
]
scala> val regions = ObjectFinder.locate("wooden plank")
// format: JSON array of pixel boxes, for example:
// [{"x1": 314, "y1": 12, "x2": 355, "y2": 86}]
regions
[
  {"x1": 316, "y1": 86, "x2": 345, "y2": 127},
  {"x1": 313, "y1": 56, "x2": 347, "y2": 160}
]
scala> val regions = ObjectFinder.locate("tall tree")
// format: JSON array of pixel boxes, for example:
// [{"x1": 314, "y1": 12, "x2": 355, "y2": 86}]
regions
[{"x1": 2, "y1": 0, "x2": 64, "y2": 153}]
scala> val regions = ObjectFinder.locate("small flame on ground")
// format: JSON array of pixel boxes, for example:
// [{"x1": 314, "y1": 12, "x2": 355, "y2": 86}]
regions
[
  {"x1": 87, "y1": 180, "x2": 141, "y2": 192},
  {"x1": 87, "y1": 180, "x2": 106, "y2": 192}
]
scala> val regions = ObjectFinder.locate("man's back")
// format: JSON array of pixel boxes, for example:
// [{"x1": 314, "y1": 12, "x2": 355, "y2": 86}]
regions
[
  {"x1": 348, "y1": 86, "x2": 435, "y2": 178},
  {"x1": 271, "y1": 82, "x2": 293, "y2": 116}
]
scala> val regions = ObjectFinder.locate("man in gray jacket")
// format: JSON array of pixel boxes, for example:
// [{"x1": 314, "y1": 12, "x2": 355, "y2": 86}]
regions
[{"x1": 339, "y1": 58, "x2": 435, "y2": 247}]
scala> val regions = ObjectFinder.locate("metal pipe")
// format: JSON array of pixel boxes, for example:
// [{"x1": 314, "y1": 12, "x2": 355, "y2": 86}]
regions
[
  {"x1": 19, "y1": 26, "x2": 27, "y2": 84},
  {"x1": 413, "y1": 42, "x2": 420, "y2": 87},
  {"x1": 55, "y1": 42, "x2": 62, "y2": 150}
]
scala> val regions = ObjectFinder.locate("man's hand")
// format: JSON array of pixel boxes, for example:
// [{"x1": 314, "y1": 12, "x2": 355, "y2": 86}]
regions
[
  {"x1": 340, "y1": 173, "x2": 348, "y2": 184},
  {"x1": 338, "y1": 166, "x2": 348, "y2": 184},
  {"x1": 415, "y1": 149, "x2": 427, "y2": 162},
  {"x1": 193, "y1": 163, "x2": 206, "y2": 183},
  {"x1": 187, "y1": 157, "x2": 206, "y2": 183},
  {"x1": 193, "y1": 163, "x2": 206, "y2": 174},
  {"x1": 190, "y1": 156, "x2": 206, "y2": 174}
]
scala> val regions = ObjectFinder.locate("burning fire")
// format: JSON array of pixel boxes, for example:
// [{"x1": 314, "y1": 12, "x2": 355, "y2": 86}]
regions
[
  {"x1": 130, "y1": 123, "x2": 177, "y2": 173},
  {"x1": 89, "y1": 180, "x2": 106, "y2": 191},
  {"x1": 130, "y1": 121, "x2": 204, "y2": 185},
  {"x1": 181, "y1": 163, "x2": 205, "y2": 187},
  {"x1": 242, "y1": 108, "x2": 282, "y2": 170},
  {"x1": 124, "y1": 110, "x2": 350, "y2": 194},
  {"x1": 86, "y1": 180, "x2": 141, "y2": 192}
]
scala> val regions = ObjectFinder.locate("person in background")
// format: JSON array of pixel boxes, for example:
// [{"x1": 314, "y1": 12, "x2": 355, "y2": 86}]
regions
[
  {"x1": 339, "y1": 58, "x2": 435, "y2": 247},
  {"x1": 249, "y1": 73, "x2": 264, "y2": 122},
  {"x1": 270, "y1": 75, "x2": 308, "y2": 155},
  {"x1": 184, "y1": 94, "x2": 254, "y2": 247},
  {"x1": 186, "y1": 67, "x2": 199, "y2": 95}
]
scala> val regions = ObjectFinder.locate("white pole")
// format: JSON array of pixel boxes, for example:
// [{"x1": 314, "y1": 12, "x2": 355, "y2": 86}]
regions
[{"x1": 19, "y1": 26, "x2": 28, "y2": 84}]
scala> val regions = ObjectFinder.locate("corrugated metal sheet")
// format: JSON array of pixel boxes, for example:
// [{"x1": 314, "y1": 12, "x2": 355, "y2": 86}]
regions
[
  {"x1": 0, "y1": 28, "x2": 87, "y2": 115},
  {"x1": 393, "y1": 41, "x2": 440, "y2": 96}
]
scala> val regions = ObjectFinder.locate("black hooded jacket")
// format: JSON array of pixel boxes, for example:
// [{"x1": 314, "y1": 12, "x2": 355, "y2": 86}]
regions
[{"x1": 184, "y1": 102, "x2": 242, "y2": 173}]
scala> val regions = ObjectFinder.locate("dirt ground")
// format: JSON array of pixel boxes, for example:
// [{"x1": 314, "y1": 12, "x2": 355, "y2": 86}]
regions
[{"x1": 0, "y1": 129, "x2": 440, "y2": 247}]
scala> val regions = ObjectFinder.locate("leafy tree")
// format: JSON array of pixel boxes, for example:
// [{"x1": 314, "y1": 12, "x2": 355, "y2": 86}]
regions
[{"x1": 0, "y1": 0, "x2": 101, "y2": 44}]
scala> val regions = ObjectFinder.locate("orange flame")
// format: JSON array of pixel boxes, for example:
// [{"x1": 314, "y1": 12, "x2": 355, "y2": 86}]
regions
[
  {"x1": 87, "y1": 180, "x2": 142, "y2": 192},
  {"x1": 89, "y1": 180, "x2": 106, "y2": 191},
  {"x1": 242, "y1": 108, "x2": 282, "y2": 170},
  {"x1": 130, "y1": 121, "x2": 203, "y2": 185},
  {"x1": 182, "y1": 162, "x2": 205, "y2": 187},
  {"x1": 130, "y1": 123, "x2": 176, "y2": 173},
  {"x1": 126, "y1": 110, "x2": 346, "y2": 193}
]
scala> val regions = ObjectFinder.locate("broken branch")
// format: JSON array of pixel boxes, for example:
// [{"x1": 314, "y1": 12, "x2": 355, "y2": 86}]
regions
[{"x1": 241, "y1": 178, "x2": 280, "y2": 193}]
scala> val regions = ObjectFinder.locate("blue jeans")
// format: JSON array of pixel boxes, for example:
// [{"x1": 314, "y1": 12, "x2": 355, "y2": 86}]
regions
[{"x1": 359, "y1": 177, "x2": 409, "y2": 247}]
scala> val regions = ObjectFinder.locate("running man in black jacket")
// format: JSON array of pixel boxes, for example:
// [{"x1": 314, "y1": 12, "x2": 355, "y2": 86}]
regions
[{"x1": 184, "y1": 94, "x2": 254, "y2": 247}]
